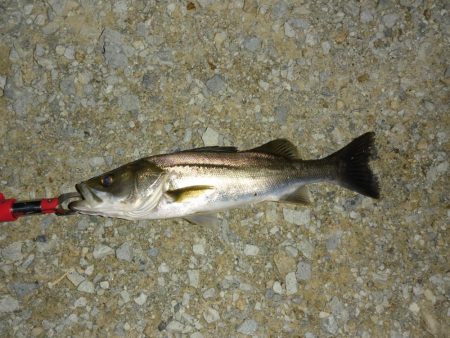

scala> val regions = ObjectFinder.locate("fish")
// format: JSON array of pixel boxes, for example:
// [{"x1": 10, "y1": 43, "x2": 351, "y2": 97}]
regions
[{"x1": 69, "y1": 132, "x2": 380, "y2": 225}]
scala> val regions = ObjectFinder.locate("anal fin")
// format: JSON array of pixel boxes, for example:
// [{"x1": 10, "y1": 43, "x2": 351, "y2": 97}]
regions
[
  {"x1": 185, "y1": 213, "x2": 219, "y2": 226},
  {"x1": 279, "y1": 186, "x2": 312, "y2": 205}
]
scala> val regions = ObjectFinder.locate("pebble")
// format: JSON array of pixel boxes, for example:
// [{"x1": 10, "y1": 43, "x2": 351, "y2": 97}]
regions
[
  {"x1": 134, "y1": 293, "x2": 148, "y2": 305},
  {"x1": 158, "y1": 263, "x2": 170, "y2": 273},
  {"x1": 147, "y1": 247, "x2": 159, "y2": 257},
  {"x1": 283, "y1": 208, "x2": 310, "y2": 226},
  {"x1": 273, "y1": 281, "x2": 283, "y2": 294},
  {"x1": 422, "y1": 310, "x2": 440, "y2": 336},
  {"x1": 100, "y1": 281, "x2": 109, "y2": 289},
  {"x1": 116, "y1": 242, "x2": 134, "y2": 262},
  {"x1": 382, "y1": 14, "x2": 399, "y2": 28},
  {"x1": 77, "y1": 280, "x2": 95, "y2": 294},
  {"x1": 296, "y1": 261, "x2": 311, "y2": 281},
  {"x1": 205, "y1": 75, "x2": 226, "y2": 94},
  {"x1": 244, "y1": 244, "x2": 259, "y2": 256},
  {"x1": 188, "y1": 270, "x2": 200, "y2": 288},
  {"x1": 321, "y1": 41, "x2": 331, "y2": 55},
  {"x1": 408, "y1": 302, "x2": 420, "y2": 314},
  {"x1": 2, "y1": 241, "x2": 23, "y2": 262},
  {"x1": 67, "y1": 271, "x2": 85, "y2": 286},
  {"x1": 193, "y1": 244, "x2": 206, "y2": 256},
  {"x1": 203, "y1": 288, "x2": 216, "y2": 299},
  {"x1": 0, "y1": 75, "x2": 6, "y2": 90},
  {"x1": 202, "y1": 127, "x2": 219, "y2": 146},
  {"x1": 305, "y1": 333, "x2": 316, "y2": 338},
  {"x1": 88, "y1": 156, "x2": 105, "y2": 168},
  {"x1": 237, "y1": 319, "x2": 258, "y2": 335},
  {"x1": 119, "y1": 94, "x2": 140, "y2": 112},
  {"x1": 9, "y1": 282, "x2": 39, "y2": 298},
  {"x1": 298, "y1": 240, "x2": 314, "y2": 259},
  {"x1": 0, "y1": 295, "x2": 20, "y2": 313},
  {"x1": 360, "y1": 9, "x2": 374, "y2": 23},
  {"x1": 243, "y1": 37, "x2": 262, "y2": 52},
  {"x1": 326, "y1": 232, "x2": 342, "y2": 252},
  {"x1": 74, "y1": 297, "x2": 87, "y2": 307},
  {"x1": 320, "y1": 314, "x2": 339, "y2": 335},
  {"x1": 93, "y1": 244, "x2": 114, "y2": 259},
  {"x1": 214, "y1": 32, "x2": 227, "y2": 48},
  {"x1": 203, "y1": 308, "x2": 220, "y2": 323},
  {"x1": 274, "y1": 251, "x2": 296, "y2": 277},
  {"x1": 285, "y1": 272, "x2": 297, "y2": 295}
]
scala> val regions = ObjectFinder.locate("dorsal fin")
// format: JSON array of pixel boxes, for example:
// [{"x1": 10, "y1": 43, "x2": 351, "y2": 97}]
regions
[
  {"x1": 183, "y1": 146, "x2": 238, "y2": 153},
  {"x1": 245, "y1": 139, "x2": 298, "y2": 159}
]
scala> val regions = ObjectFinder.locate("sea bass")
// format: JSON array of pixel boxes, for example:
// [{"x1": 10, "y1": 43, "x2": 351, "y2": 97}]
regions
[{"x1": 69, "y1": 132, "x2": 380, "y2": 224}]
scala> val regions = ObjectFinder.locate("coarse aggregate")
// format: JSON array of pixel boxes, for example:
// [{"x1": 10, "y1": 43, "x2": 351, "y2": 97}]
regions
[{"x1": 0, "y1": 0, "x2": 449, "y2": 337}]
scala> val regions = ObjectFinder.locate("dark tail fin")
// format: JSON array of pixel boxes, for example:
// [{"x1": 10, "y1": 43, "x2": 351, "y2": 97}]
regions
[{"x1": 326, "y1": 132, "x2": 380, "y2": 198}]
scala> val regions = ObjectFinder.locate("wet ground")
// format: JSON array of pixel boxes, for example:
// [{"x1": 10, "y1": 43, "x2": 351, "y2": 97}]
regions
[{"x1": 0, "y1": 0, "x2": 449, "y2": 337}]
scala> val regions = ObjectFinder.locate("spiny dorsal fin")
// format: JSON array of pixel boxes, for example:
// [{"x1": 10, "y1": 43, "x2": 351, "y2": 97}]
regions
[
  {"x1": 185, "y1": 213, "x2": 219, "y2": 226},
  {"x1": 183, "y1": 146, "x2": 238, "y2": 153},
  {"x1": 245, "y1": 139, "x2": 298, "y2": 159},
  {"x1": 279, "y1": 186, "x2": 311, "y2": 205},
  {"x1": 166, "y1": 185, "x2": 214, "y2": 202}
]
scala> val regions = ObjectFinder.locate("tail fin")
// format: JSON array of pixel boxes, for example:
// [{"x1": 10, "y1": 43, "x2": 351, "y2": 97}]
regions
[{"x1": 326, "y1": 132, "x2": 380, "y2": 198}]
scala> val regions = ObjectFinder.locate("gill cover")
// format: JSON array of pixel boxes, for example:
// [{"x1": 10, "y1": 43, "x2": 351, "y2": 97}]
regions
[{"x1": 70, "y1": 159, "x2": 165, "y2": 219}]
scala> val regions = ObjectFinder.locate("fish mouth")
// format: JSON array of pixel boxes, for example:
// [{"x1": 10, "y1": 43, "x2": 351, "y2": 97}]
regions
[{"x1": 69, "y1": 183, "x2": 102, "y2": 212}]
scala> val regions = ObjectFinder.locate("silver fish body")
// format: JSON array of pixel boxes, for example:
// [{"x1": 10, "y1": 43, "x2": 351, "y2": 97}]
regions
[{"x1": 70, "y1": 133, "x2": 380, "y2": 223}]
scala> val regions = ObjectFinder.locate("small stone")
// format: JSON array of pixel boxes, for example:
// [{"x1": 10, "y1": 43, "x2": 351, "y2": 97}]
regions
[
  {"x1": 274, "y1": 251, "x2": 296, "y2": 277},
  {"x1": 166, "y1": 320, "x2": 185, "y2": 332},
  {"x1": 206, "y1": 74, "x2": 226, "y2": 94},
  {"x1": 116, "y1": 242, "x2": 134, "y2": 262},
  {"x1": 9, "y1": 282, "x2": 39, "y2": 298},
  {"x1": 190, "y1": 333, "x2": 204, "y2": 338},
  {"x1": 203, "y1": 308, "x2": 220, "y2": 323},
  {"x1": 74, "y1": 297, "x2": 87, "y2": 307},
  {"x1": 89, "y1": 157, "x2": 105, "y2": 168},
  {"x1": 134, "y1": 293, "x2": 148, "y2": 305},
  {"x1": 237, "y1": 319, "x2": 258, "y2": 335},
  {"x1": 158, "y1": 263, "x2": 170, "y2": 273},
  {"x1": 299, "y1": 240, "x2": 314, "y2": 259},
  {"x1": 284, "y1": 22, "x2": 296, "y2": 38},
  {"x1": 326, "y1": 232, "x2": 342, "y2": 252},
  {"x1": 285, "y1": 272, "x2": 297, "y2": 295},
  {"x1": 424, "y1": 289, "x2": 436, "y2": 304},
  {"x1": 2, "y1": 242, "x2": 23, "y2": 262},
  {"x1": 119, "y1": 94, "x2": 140, "y2": 112},
  {"x1": 272, "y1": 1, "x2": 288, "y2": 19},
  {"x1": 408, "y1": 302, "x2": 420, "y2": 314},
  {"x1": 100, "y1": 281, "x2": 109, "y2": 289},
  {"x1": 63, "y1": 46, "x2": 75, "y2": 60},
  {"x1": 360, "y1": 9, "x2": 374, "y2": 23},
  {"x1": 283, "y1": 208, "x2": 310, "y2": 225},
  {"x1": 382, "y1": 14, "x2": 399, "y2": 28},
  {"x1": 273, "y1": 281, "x2": 283, "y2": 294},
  {"x1": 202, "y1": 127, "x2": 219, "y2": 146},
  {"x1": 0, "y1": 295, "x2": 20, "y2": 313},
  {"x1": 147, "y1": 247, "x2": 159, "y2": 257},
  {"x1": 84, "y1": 265, "x2": 94, "y2": 276},
  {"x1": 93, "y1": 244, "x2": 114, "y2": 259},
  {"x1": 203, "y1": 288, "x2": 216, "y2": 299},
  {"x1": 296, "y1": 261, "x2": 311, "y2": 281},
  {"x1": 0, "y1": 75, "x2": 6, "y2": 90},
  {"x1": 120, "y1": 290, "x2": 130, "y2": 303},
  {"x1": 320, "y1": 314, "x2": 338, "y2": 335},
  {"x1": 321, "y1": 41, "x2": 331, "y2": 55},
  {"x1": 55, "y1": 45, "x2": 65, "y2": 55},
  {"x1": 244, "y1": 244, "x2": 259, "y2": 256},
  {"x1": 77, "y1": 280, "x2": 95, "y2": 294},
  {"x1": 188, "y1": 270, "x2": 200, "y2": 288},
  {"x1": 214, "y1": 32, "x2": 227, "y2": 48},
  {"x1": 67, "y1": 271, "x2": 85, "y2": 286},
  {"x1": 193, "y1": 244, "x2": 205, "y2": 256},
  {"x1": 422, "y1": 310, "x2": 439, "y2": 336},
  {"x1": 334, "y1": 30, "x2": 348, "y2": 44},
  {"x1": 305, "y1": 333, "x2": 316, "y2": 338},
  {"x1": 426, "y1": 161, "x2": 448, "y2": 184},
  {"x1": 243, "y1": 37, "x2": 261, "y2": 52}
]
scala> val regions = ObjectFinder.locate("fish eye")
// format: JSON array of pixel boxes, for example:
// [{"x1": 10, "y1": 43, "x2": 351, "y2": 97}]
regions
[{"x1": 101, "y1": 175, "x2": 113, "y2": 187}]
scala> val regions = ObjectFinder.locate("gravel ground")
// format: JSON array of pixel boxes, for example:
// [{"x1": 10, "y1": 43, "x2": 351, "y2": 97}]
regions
[{"x1": 1, "y1": 0, "x2": 449, "y2": 337}]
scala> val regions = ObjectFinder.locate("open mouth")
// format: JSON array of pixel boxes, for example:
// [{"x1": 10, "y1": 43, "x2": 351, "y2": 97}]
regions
[{"x1": 68, "y1": 183, "x2": 100, "y2": 211}]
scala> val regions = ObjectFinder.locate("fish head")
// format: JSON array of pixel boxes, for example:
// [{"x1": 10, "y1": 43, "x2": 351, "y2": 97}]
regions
[{"x1": 69, "y1": 159, "x2": 164, "y2": 218}]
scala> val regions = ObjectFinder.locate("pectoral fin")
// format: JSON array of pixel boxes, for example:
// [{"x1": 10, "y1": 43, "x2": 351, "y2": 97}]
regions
[
  {"x1": 185, "y1": 213, "x2": 219, "y2": 226},
  {"x1": 279, "y1": 186, "x2": 312, "y2": 205},
  {"x1": 166, "y1": 185, "x2": 214, "y2": 202}
]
